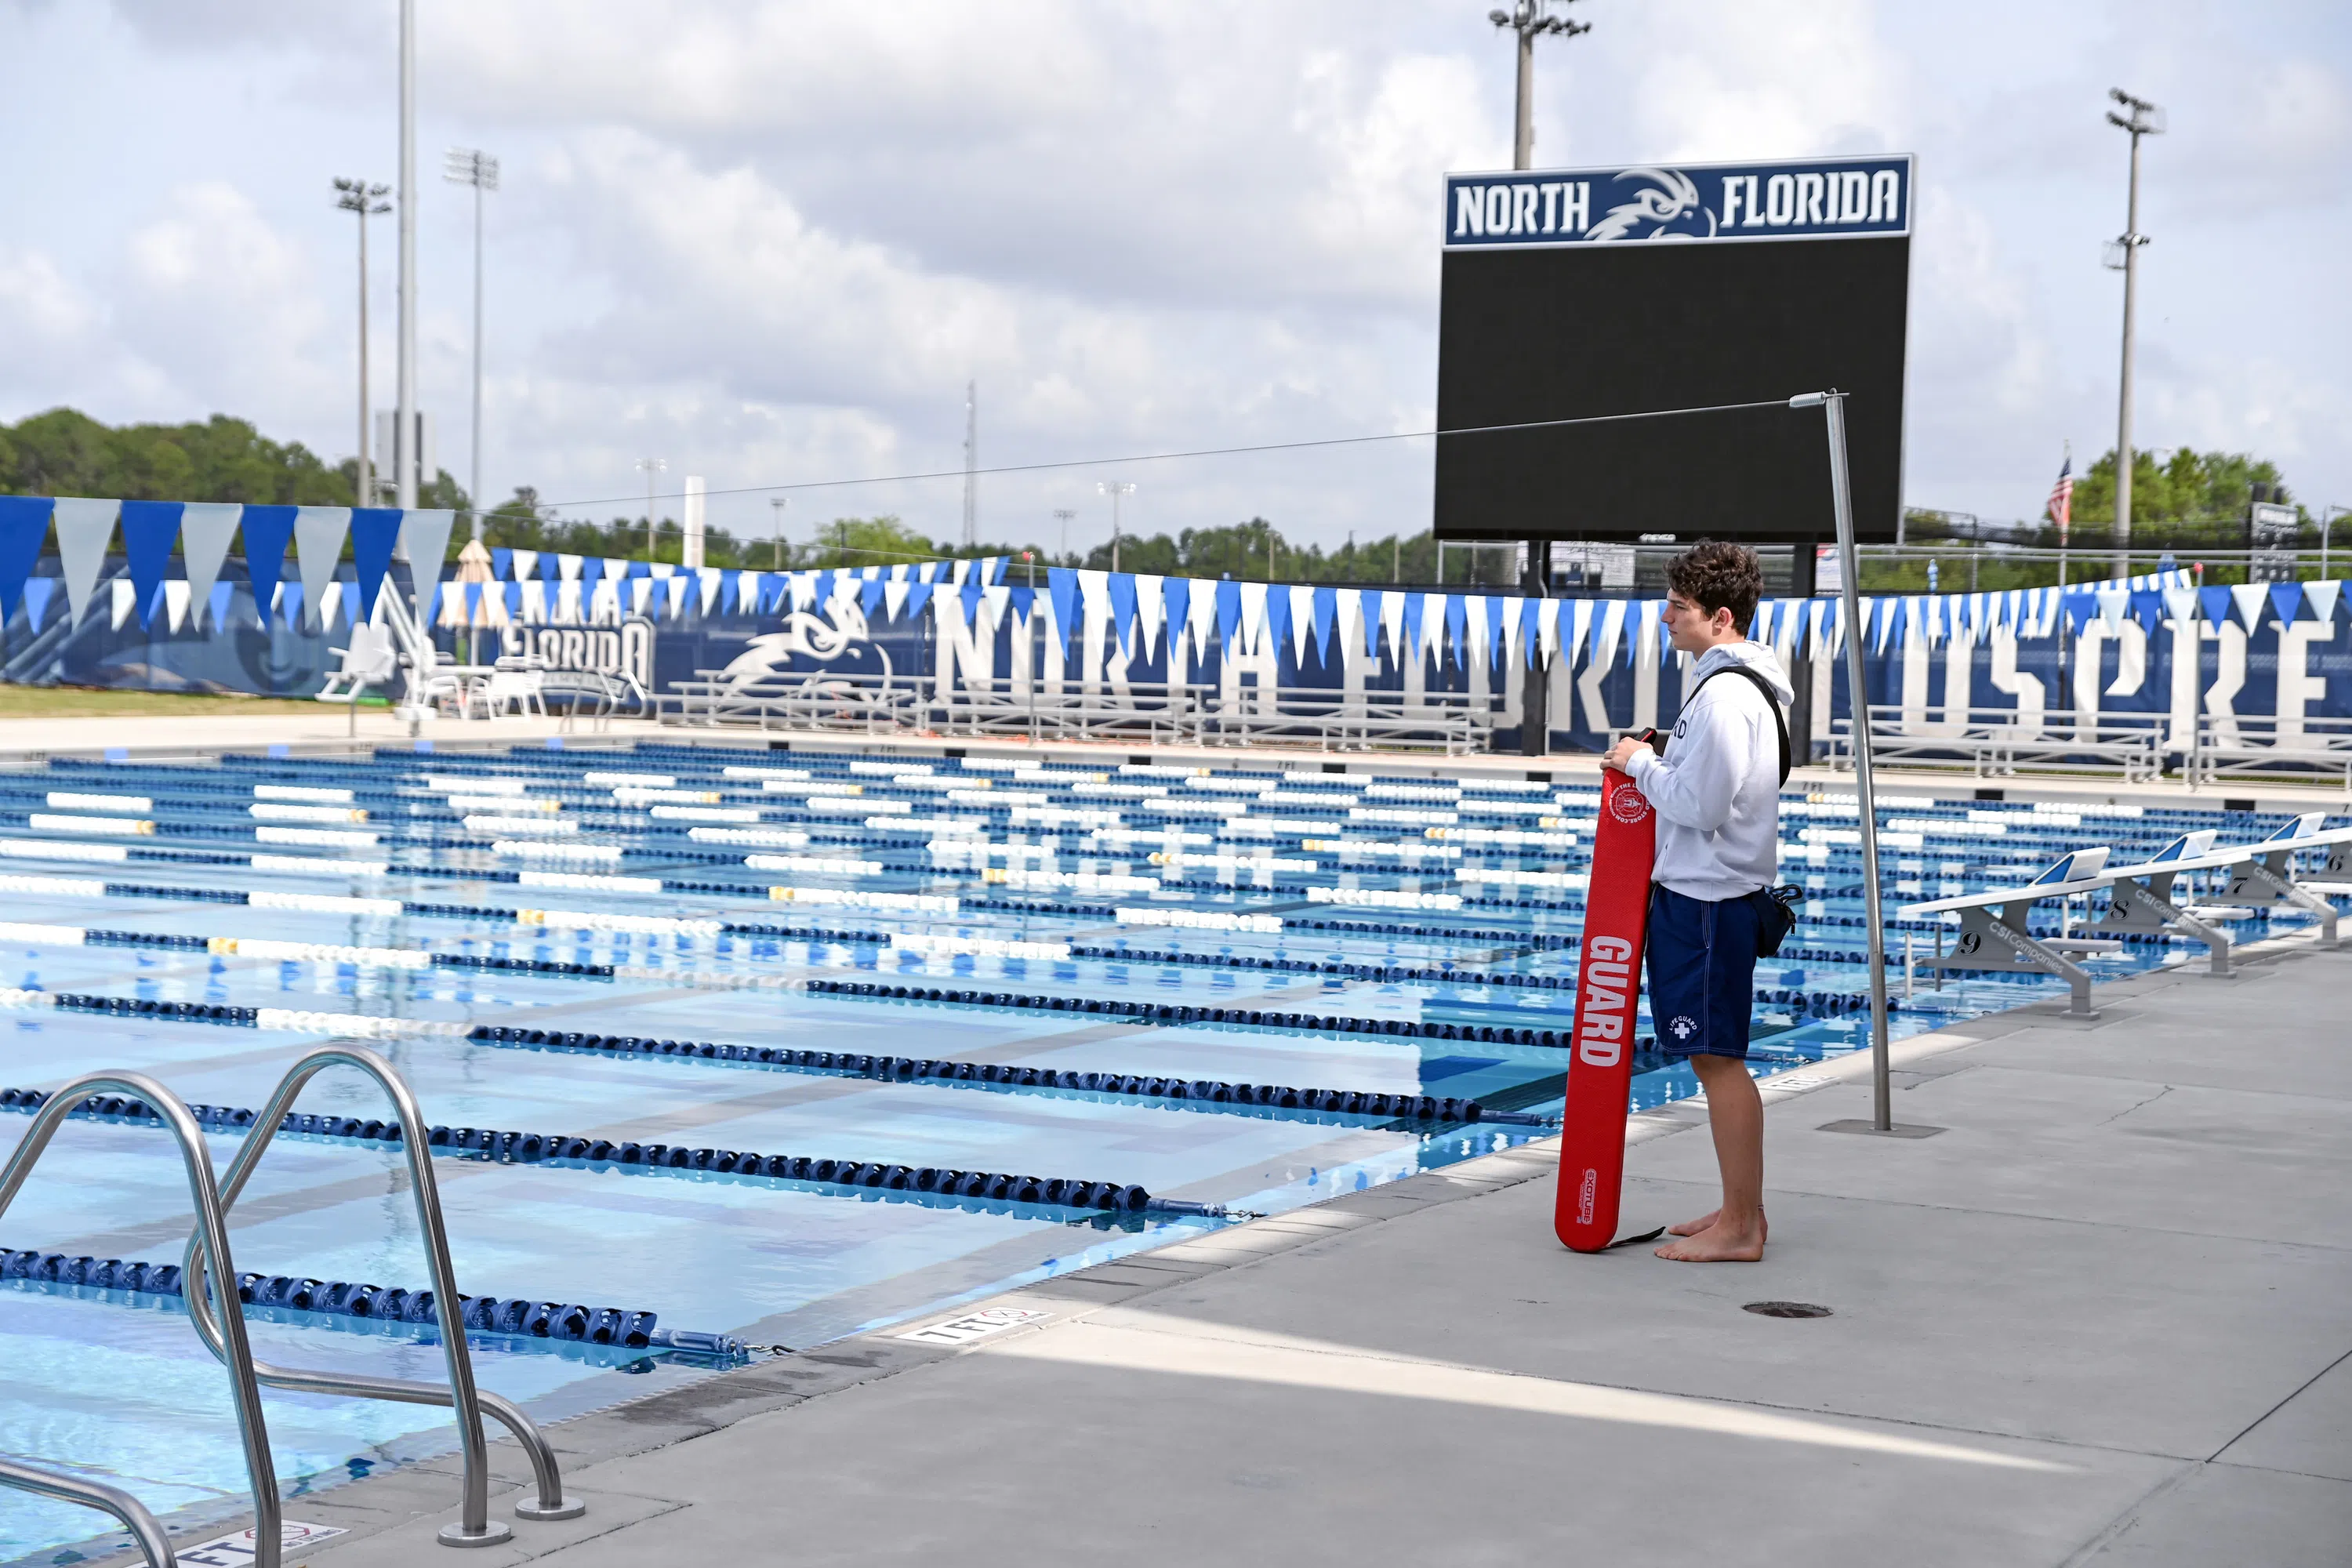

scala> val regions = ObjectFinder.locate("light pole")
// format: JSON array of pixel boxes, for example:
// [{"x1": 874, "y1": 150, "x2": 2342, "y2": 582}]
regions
[
  {"x1": 2104, "y1": 87, "x2": 2163, "y2": 579},
  {"x1": 1489, "y1": 0, "x2": 1588, "y2": 171},
  {"x1": 1491, "y1": 0, "x2": 1585, "y2": 755},
  {"x1": 1054, "y1": 508, "x2": 1076, "y2": 564},
  {"x1": 395, "y1": 0, "x2": 419, "y2": 510},
  {"x1": 771, "y1": 498, "x2": 789, "y2": 570},
  {"x1": 332, "y1": 178, "x2": 390, "y2": 506},
  {"x1": 442, "y1": 147, "x2": 499, "y2": 540},
  {"x1": 637, "y1": 458, "x2": 666, "y2": 557},
  {"x1": 1100, "y1": 481, "x2": 1134, "y2": 572}
]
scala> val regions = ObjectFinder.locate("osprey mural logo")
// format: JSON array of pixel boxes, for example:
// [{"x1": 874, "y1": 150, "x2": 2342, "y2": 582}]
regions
[
  {"x1": 1584, "y1": 168, "x2": 1716, "y2": 241},
  {"x1": 713, "y1": 582, "x2": 887, "y2": 689}
]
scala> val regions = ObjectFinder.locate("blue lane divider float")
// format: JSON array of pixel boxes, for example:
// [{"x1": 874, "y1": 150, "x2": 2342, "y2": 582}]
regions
[
  {"x1": 1065, "y1": 944, "x2": 1880, "y2": 1014},
  {"x1": 0, "y1": 1246, "x2": 743, "y2": 1359},
  {"x1": 47, "y1": 993, "x2": 260, "y2": 1024},
  {"x1": 0, "y1": 1086, "x2": 1185, "y2": 1217},
  {"x1": 804, "y1": 976, "x2": 1596, "y2": 1044},
  {"x1": 34, "y1": 873, "x2": 1997, "y2": 955},
  {"x1": 430, "y1": 953, "x2": 615, "y2": 978},
  {"x1": 463, "y1": 1024, "x2": 1540, "y2": 1126},
  {"x1": 4, "y1": 898, "x2": 1882, "y2": 1015}
]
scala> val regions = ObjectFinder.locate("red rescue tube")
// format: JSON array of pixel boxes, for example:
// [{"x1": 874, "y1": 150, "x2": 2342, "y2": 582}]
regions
[{"x1": 1554, "y1": 767, "x2": 1657, "y2": 1252}]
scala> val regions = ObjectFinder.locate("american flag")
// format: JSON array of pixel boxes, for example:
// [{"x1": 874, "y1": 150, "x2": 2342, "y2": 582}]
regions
[{"x1": 2046, "y1": 455, "x2": 2074, "y2": 535}]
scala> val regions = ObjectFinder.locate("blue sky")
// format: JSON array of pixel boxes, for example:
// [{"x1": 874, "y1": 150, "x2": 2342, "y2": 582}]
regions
[{"x1": 0, "y1": 0, "x2": 2343, "y2": 554}]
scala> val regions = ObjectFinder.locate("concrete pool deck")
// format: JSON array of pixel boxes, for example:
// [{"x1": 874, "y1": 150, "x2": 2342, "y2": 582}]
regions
[{"x1": 120, "y1": 921, "x2": 2347, "y2": 1566}]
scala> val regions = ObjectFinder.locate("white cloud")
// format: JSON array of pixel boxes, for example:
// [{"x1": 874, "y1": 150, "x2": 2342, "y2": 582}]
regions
[
  {"x1": 9, "y1": 0, "x2": 2346, "y2": 541},
  {"x1": 115, "y1": 182, "x2": 338, "y2": 425}
]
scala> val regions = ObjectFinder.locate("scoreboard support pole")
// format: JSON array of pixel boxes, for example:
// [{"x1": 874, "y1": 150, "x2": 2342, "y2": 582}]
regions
[
  {"x1": 1785, "y1": 536, "x2": 1817, "y2": 758},
  {"x1": 1521, "y1": 534, "x2": 1549, "y2": 756}
]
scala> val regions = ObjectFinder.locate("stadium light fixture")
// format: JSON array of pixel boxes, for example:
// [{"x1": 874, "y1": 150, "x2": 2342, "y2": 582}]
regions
[
  {"x1": 332, "y1": 178, "x2": 393, "y2": 506},
  {"x1": 444, "y1": 148, "x2": 499, "y2": 541},
  {"x1": 1489, "y1": 0, "x2": 1589, "y2": 754},
  {"x1": 395, "y1": 0, "x2": 418, "y2": 510},
  {"x1": 1099, "y1": 481, "x2": 1135, "y2": 573},
  {"x1": 1490, "y1": 0, "x2": 1589, "y2": 172},
  {"x1": 2105, "y1": 88, "x2": 2163, "y2": 577}
]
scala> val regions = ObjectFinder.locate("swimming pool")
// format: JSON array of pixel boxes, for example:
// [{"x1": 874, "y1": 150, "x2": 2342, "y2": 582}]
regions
[{"x1": 1, "y1": 740, "x2": 2337, "y2": 1563}]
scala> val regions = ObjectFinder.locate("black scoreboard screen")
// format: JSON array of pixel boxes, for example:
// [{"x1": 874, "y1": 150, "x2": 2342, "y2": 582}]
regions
[{"x1": 1433, "y1": 156, "x2": 1911, "y2": 544}]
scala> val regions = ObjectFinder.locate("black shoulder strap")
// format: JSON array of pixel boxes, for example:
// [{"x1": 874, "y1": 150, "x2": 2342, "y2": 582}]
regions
[{"x1": 1687, "y1": 665, "x2": 1791, "y2": 785}]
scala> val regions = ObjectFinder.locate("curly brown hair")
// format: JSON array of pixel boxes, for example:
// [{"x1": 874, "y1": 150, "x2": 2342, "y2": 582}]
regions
[{"x1": 1664, "y1": 540, "x2": 1763, "y2": 633}]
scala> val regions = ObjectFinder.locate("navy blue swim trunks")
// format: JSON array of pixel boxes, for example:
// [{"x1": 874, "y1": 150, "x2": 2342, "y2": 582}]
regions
[{"x1": 1645, "y1": 884, "x2": 1762, "y2": 1060}]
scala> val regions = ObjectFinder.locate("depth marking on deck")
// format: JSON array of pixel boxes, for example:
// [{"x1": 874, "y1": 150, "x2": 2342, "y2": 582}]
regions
[
  {"x1": 178, "y1": 1520, "x2": 347, "y2": 1566},
  {"x1": 898, "y1": 1305, "x2": 1053, "y2": 1345}
]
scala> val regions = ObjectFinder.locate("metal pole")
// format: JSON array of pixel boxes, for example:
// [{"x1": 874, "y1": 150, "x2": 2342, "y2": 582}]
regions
[
  {"x1": 1522, "y1": 534, "x2": 1548, "y2": 756},
  {"x1": 1785, "y1": 538, "x2": 1817, "y2": 759},
  {"x1": 1512, "y1": 24, "x2": 1534, "y2": 167},
  {"x1": 395, "y1": 0, "x2": 418, "y2": 510},
  {"x1": 2112, "y1": 130, "x2": 2140, "y2": 579},
  {"x1": 2107, "y1": 89, "x2": 2161, "y2": 580},
  {"x1": 469, "y1": 174, "x2": 485, "y2": 538},
  {"x1": 1102, "y1": 481, "x2": 1132, "y2": 573},
  {"x1": 357, "y1": 201, "x2": 372, "y2": 506},
  {"x1": 1799, "y1": 390, "x2": 1893, "y2": 1130}
]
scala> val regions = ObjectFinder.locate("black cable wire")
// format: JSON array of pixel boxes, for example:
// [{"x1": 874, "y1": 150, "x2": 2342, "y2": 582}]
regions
[{"x1": 531, "y1": 397, "x2": 1797, "y2": 514}]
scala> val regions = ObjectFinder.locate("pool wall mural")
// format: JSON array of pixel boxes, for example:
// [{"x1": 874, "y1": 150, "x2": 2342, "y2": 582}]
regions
[{"x1": 0, "y1": 497, "x2": 2344, "y2": 760}]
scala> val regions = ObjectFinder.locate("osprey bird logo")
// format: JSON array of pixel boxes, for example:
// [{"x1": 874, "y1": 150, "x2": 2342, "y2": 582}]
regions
[{"x1": 1585, "y1": 167, "x2": 1716, "y2": 241}]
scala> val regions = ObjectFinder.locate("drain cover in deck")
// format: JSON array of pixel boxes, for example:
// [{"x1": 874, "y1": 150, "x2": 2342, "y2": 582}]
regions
[{"x1": 1743, "y1": 1301, "x2": 1833, "y2": 1319}]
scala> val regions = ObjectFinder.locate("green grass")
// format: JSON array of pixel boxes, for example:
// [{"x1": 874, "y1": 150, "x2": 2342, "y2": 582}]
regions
[{"x1": 0, "y1": 685, "x2": 332, "y2": 719}]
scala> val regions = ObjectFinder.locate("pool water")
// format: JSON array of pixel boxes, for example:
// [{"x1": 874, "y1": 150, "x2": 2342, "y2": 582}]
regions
[{"x1": 0, "y1": 742, "x2": 2335, "y2": 1563}]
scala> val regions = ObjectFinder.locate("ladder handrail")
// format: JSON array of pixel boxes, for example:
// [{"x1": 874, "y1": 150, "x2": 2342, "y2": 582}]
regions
[
  {"x1": 176, "y1": 1044, "x2": 581, "y2": 1546},
  {"x1": 375, "y1": 581, "x2": 445, "y2": 707},
  {"x1": 0, "y1": 1070, "x2": 280, "y2": 1568}
]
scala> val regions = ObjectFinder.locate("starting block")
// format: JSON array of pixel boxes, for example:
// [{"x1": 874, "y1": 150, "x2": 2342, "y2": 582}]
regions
[{"x1": 1901, "y1": 848, "x2": 2121, "y2": 1017}]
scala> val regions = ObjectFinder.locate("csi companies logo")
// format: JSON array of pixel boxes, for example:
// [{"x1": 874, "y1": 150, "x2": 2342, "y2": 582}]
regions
[
  {"x1": 1576, "y1": 1166, "x2": 1598, "y2": 1227},
  {"x1": 1607, "y1": 784, "x2": 1653, "y2": 826}
]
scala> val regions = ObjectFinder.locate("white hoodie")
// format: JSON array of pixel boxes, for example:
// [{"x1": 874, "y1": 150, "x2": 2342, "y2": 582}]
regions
[{"x1": 1623, "y1": 639, "x2": 1792, "y2": 902}]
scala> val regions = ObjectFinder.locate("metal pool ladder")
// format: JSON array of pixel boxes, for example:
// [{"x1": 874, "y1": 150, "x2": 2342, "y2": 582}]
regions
[
  {"x1": 178, "y1": 1043, "x2": 587, "y2": 1548},
  {"x1": 0, "y1": 1070, "x2": 282, "y2": 1568}
]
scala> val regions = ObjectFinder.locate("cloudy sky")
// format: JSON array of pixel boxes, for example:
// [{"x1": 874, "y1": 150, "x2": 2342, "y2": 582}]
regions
[{"x1": 0, "y1": 0, "x2": 2344, "y2": 556}]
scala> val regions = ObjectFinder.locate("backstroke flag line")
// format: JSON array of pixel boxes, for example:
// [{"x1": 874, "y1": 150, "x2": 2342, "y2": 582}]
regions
[{"x1": 1555, "y1": 767, "x2": 1658, "y2": 1253}]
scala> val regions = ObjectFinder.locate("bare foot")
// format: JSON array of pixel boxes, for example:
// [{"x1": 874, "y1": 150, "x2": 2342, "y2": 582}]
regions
[
  {"x1": 1654, "y1": 1217, "x2": 1766, "y2": 1262},
  {"x1": 1668, "y1": 1209, "x2": 1768, "y2": 1241}
]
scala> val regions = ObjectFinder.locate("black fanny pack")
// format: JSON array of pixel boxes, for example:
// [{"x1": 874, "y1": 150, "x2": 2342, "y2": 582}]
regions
[{"x1": 1751, "y1": 884, "x2": 1803, "y2": 958}]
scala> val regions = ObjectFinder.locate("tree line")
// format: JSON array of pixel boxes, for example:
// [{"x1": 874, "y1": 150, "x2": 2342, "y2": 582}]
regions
[{"x1": 1, "y1": 408, "x2": 2313, "y2": 577}]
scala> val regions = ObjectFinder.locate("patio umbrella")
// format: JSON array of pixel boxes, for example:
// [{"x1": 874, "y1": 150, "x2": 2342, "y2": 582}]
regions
[{"x1": 449, "y1": 537, "x2": 501, "y2": 659}]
